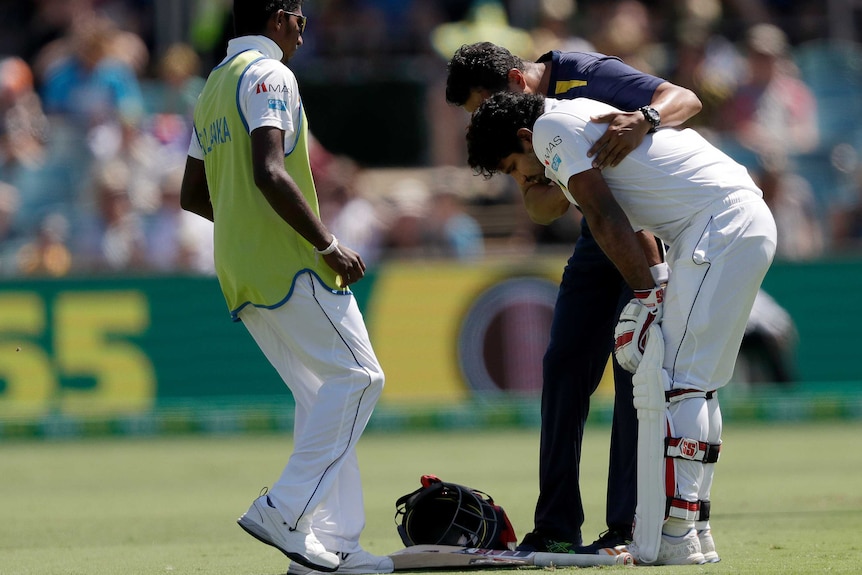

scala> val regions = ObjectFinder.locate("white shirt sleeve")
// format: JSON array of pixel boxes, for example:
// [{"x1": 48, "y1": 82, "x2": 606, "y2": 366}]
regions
[
  {"x1": 535, "y1": 107, "x2": 640, "y2": 234},
  {"x1": 187, "y1": 57, "x2": 302, "y2": 160},
  {"x1": 188, "y1": 130, "x2": 204, "y2": 160},
  {"x1": 240, "y1": 58, "x2": 301, "y2": 141},
  {"x1": 533, "y1": 111, "x2": 594, "y2": 205}
]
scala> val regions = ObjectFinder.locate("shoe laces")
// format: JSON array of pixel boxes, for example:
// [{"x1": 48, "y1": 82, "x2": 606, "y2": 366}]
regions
[
  {"x1": 545, "y1": 540, "x2": 577, "y2": 554},
  {"x1": 597, "y1": 529, "x2": 631, "y2": 544}
]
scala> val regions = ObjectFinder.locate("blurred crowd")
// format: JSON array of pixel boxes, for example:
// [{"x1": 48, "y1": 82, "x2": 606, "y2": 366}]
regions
[{"x1": 0, "y1": 0, "x2": 861, "y2": 278}]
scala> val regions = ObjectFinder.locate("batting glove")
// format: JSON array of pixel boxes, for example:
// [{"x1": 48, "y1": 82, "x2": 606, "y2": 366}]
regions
[{"x1": 614, "y1": 286, "x2": 664, "y2": 373}]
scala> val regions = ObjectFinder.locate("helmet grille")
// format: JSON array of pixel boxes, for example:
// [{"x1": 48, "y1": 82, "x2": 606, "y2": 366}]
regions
[{"x1": 404, "y1": 485, "x2": 498, "y2": 548}]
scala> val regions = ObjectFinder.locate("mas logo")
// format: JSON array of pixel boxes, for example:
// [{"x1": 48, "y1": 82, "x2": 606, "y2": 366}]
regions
[
  {"x1": 543, "y1": 135, "x2": 563, "y2": 162},
  {"x1": 256, "y1": 83, "x2": 290, "y2": 94}
]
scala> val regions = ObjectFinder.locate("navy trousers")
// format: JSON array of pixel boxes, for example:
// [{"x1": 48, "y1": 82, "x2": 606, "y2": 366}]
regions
[{"x1": 532, "y1": 219, "x2": 638, "y2": 544}]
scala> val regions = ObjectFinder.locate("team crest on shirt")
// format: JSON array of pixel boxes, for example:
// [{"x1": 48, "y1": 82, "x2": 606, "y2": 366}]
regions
[{"x1": 268, "y1": 99, "x2": 287, "y2": 111}]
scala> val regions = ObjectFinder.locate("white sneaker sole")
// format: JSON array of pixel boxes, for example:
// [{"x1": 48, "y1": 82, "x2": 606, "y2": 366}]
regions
[
  {"x1": 238, "y1": 515, "x2": 339, "y2": 572},
  {"x1": 288, "y1": 554, "x2": 394, "y2": 575}
]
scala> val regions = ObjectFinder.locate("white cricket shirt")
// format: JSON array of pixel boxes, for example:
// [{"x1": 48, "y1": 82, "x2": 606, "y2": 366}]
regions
[{"x1": 533, "y1": 98, "x2": 763, "y2": 246}]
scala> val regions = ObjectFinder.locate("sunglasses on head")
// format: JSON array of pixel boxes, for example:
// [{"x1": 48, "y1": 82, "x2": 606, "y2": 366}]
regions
[{"x1": 283, "y1": 11, "x2": 307, "y2": 35}]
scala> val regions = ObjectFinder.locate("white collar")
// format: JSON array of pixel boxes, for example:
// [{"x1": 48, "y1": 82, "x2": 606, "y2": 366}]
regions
[
  {"x1": 225, "y1": 35, "x2": 284, "y2": 62},
  {"x1": 543, "y1": 98, "x2": 563, "y2": 114}
]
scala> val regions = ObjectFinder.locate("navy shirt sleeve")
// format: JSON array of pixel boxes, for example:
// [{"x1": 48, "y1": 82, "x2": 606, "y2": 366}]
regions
[{"x1": 538, "y1": 50, "x2": 664, "y2": 111}]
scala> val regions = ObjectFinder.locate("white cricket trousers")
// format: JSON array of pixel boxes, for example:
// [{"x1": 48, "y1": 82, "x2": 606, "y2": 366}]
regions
[
  {"x1": 661, "y1": 191, "x2": 777, "y2": 507},
  {"x1": 238, "y1": 272, "x2": 385, "y2": 554}
]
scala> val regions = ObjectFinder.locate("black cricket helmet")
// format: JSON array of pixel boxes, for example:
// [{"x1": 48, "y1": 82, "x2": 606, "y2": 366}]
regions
[{"x1": 395, "y1": 475, "x2": 517, "y2": 550}]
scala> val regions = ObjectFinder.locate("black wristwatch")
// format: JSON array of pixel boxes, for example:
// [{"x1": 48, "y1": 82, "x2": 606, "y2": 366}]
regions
[{"x1": 639, "y1": 106, "x2": 661, "y2": 132}]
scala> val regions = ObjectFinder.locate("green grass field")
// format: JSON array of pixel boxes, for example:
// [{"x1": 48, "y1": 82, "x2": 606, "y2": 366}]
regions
[{"x1": 2, "y1": 421, "x2": 861, "y2": 574}]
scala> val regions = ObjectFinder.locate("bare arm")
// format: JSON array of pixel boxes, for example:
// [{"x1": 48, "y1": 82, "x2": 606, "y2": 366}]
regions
[
  {"x1": 637, "y1": 229, "x2": 663, "y2": 267},
  {"x1": 588, "y1": 81, "x2": 703, "y2": 169},
  {"x1": 520, "y1": 181, "x2": 667, "y2": 270},
  {"x1": 523, "y1": 182, "x2": 666, "y2": 269},
  {"x1": 251, "y1": 126, "x2": 366, "y2": 284},
  {"x1": 251, "y1": 126, "x2": 332, "y2": 248},
  {"x1": 648, "y1": 81, "x2": 703, "y2": 129},
  {"x1": 180, "y1": 156, "x2": 214, "y2": 222},
  {"x1": 567, "y1": 168, "x2": 654, "y2": 290}
]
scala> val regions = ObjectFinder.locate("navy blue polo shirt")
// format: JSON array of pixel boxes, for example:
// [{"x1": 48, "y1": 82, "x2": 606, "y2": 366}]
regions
[{"x1": 537, "y1": 51, "x2": 663, "y2": 110}]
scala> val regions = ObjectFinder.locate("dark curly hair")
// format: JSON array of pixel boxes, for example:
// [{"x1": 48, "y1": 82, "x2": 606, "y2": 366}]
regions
[
  {"x1": 467, "y1": 92, "x2": 546, "y2": 179},
  {"x1": 445, "y1": 42, "x2": 524, "y2": 106},
  {"x1": 233, "y1": 0, "x2": 303, "y2": 37}
]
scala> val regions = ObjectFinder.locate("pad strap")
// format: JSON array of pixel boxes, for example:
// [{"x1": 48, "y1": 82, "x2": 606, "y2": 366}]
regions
[
  {"x1": 698, "y1": 500, "x2": 711, "y2": 522},
  {"x1": 665, "y1": 437, "x2": 721, "y2": 463},
  {"x1": 666, "y1": 497, "x2": 700, "y2": 521},
  {"x1": 705, "y1": 443, "x2": 721, "y2": 463},
  {"x1": 665, "y1": 389, "x2": 717, "y2": 403}
]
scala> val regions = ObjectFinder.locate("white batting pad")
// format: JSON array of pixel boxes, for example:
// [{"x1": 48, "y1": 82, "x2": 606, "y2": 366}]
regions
[{"x1": 630, "y1": 325, "x2": 668, "y2": 564}]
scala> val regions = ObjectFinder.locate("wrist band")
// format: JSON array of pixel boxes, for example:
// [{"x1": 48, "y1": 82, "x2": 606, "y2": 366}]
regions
[
  {"x1": 650, "y1": 262, "x2": 670, "y2": 285},
  {"x1": 314, "y1": 236, "x2": 339, "y2": 255}
]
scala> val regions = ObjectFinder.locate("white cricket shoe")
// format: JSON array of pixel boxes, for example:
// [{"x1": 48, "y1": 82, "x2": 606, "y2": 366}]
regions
[
  {"x1": 288, "y1": 549, "x2": 394, "y2": 575},
  {"x1": 238, "y1": 494, "x2": 340, "y2": 572},
  {"x1": 654, "y1": 528, "x2": 706, "y2": 565},
  {"x1": 698, "y1": 528, "x2": 721, "y2": 563}
]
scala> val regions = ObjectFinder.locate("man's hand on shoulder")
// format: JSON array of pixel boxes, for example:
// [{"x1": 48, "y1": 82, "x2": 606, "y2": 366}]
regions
[{"x1": 587, "y1": 111, "x2": 652, "y2": 169}]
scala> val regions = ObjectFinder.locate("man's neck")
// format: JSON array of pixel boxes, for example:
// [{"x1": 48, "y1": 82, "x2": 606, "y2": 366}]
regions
[{"x1": 523, "y1": 61, "x2": 550, "y2": 95}]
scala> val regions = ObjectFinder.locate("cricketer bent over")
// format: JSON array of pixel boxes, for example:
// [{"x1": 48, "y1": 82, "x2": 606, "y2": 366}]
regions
[{"x1": 466, "y1": 92, "x2": 777, "y2": 565}]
